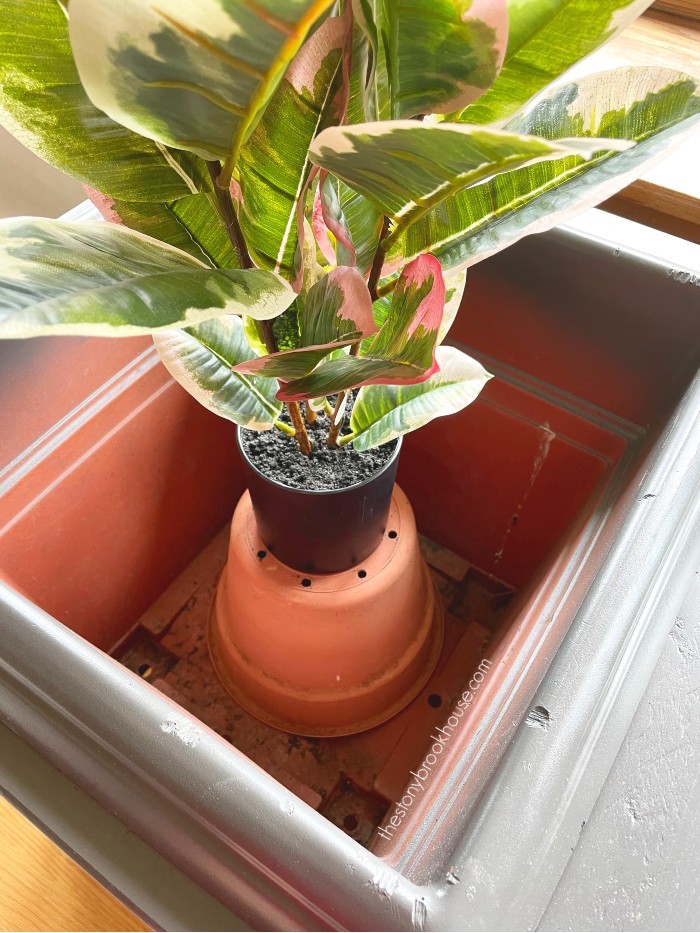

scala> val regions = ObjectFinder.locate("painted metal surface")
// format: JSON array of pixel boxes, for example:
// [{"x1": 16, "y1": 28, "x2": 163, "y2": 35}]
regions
[
  {"x1": 0, "y1": 209, "x2": 699, "y2": 929},
  {"x1": 541, "y1": 569, "x2": 700, "y2": 931}
]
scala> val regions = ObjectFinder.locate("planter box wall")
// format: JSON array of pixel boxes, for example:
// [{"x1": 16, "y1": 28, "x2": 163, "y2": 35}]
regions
[{"x1": 1, "y1": 210, "x2": 699, "y2": 930}]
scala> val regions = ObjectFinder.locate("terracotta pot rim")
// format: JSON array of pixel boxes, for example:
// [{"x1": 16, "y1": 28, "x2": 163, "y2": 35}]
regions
[{"x1": 236, "y1": 426, "x2": 402, "y2": 498}]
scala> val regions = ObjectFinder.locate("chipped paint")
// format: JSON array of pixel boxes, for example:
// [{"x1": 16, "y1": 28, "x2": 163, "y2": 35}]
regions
[
  {"x1": 412, "y1": 896, "x2": 427, "y2": 931},
  {"x1": 160, "y1": 717, "x2": 202, "y2": 748},
  {"x1": 494, "y1": 423, "x2": 555, "y2": 566}
]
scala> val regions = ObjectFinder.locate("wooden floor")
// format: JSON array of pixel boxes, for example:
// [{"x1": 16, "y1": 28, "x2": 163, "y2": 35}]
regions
[{"x1": 0, "y1": 795, "x2": 149, "y2": 933}]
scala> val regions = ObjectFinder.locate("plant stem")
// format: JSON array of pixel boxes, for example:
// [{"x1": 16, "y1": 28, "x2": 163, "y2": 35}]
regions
[
  {"x1": 206, "y1": 161, "x2": 278, "y2": 355},
  {"x1": 206, "y1": 161, "x2": 253, "y2": 271},
  {"x1": 327, "y1": 343, "x2": 359, "y2": 448},
  {"x1": 305, "y1": 403, "x2": 317, "y2": 425},
  {"x1": 376, "y1": 277, "x2": 397, "y2": 298},
  {"x1": 207, "y1": 160, "x2": 311, "y2": 455},
  {"x1": 327, "y1": 394, "x2": 347, "y2": 448},
  {"x1": 367, "y1": 215, "x2": 391, "y2": 302},
  {"x1": 288, "y1": 402, "x2": 312, "y2": 456},
  {"x1": 274, "y1": 419, "x2": 297, "y2": 437}
]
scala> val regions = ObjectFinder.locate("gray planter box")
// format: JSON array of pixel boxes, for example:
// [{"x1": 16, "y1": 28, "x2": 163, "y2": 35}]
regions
[{"x1": 0, "y1": 208, "x2": 699, "y2": 931}]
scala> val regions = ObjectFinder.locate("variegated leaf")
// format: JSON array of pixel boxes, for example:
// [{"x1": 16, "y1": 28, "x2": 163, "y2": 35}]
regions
[
  {"x1": 344, "y1": 345, "x2": 492, "y2": 450},
  {"x1": 233, "y1": 266, "x2": 375, "y2": 380},
  {"x1": 88, "y1": 188, "x2": 238, "y2": 268},
  {"x1": 312, "y1": 182, "x2": 340, "y2": 265},
  {"x1": 0, "y1": 219, "x2": 294, "y2": 338},
  {"x1": 459, "y1": 0, "x2": 654, "y2": 126},
  {"x1": 233, "y1": 341, "x2": 359, "y2": 382},
  {"x1": 388, "y1": 68, "x2": 700, "y2": 272},
  {"x1": 347, "y1": 19, "x2": 376, "y2": 125},
  {"x1": 0, "y1": 0, "x2": 209, "y2": 202},
  {"x1": 376, "y1": 0, "x2": 508, "y2": 118},
  {"x1": 314, "y1": 174, "x2": 384, "y2": 276},
  {"x1": 277, "y1": 254, "x2": 445, "y2": 400},
  {"x1": 69, "y1": 0, "x2": 335, "y2": 179},
  {"x1": 317, "y1": 173, "x2": 357, "y2": 267},
  {"x1": 153, "y1": 316, "x2": 282, "y2": 429},
  {"x1": 300, "y1": 266, "x2": 375, "y2": 344},
  {"x1": 370, "y1": 270, "x2": 466, "y2": 345},
  {"x1": 340, "y1": 183, "x2": 383, "y2": 275},
  {"x1": 238, "y1": 13, "x2": 350, "y2": 276},
  {"x1": 309, "y1": 121, "x2": 630, "y2": 250}
]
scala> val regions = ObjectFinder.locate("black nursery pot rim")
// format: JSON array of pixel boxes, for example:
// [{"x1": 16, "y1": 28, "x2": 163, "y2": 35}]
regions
[{"x1": 235, "y1": 426, "x2": 402, "y2": 496}]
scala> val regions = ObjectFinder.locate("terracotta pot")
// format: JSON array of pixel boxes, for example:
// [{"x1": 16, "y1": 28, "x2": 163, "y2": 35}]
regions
[
  {"x1": 209, "y1": 484, "x2": 444, "y2": 736},
  {"x1": 236, "y1": 427, "x2": 401, "y2": 574}
]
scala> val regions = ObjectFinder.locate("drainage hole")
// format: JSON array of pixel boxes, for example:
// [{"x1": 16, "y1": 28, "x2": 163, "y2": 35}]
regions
[
  {"x1": 358, "y1": 569, "x2": 367, "y2": 579},
  {"x1": 301, "y1": 578, "x2": 312, "y2": 588},
  {"x1": 388, "y1": 530, "x2": 398, "y2": 539},
  {"x1": 257, "y1": 549, "x2": 267, "y2": 559},
  {"x1": 343, "y1": 814, "x2": 358, "y2": 831},
  {"x1": 427, "y1": 694, "x2": 442, "y2": 708},
  {"x1": 137, "y1": 663, "x2": 153, "y2": 679}
]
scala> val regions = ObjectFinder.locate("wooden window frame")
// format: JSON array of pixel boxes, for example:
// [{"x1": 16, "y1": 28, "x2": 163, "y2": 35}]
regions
[
  {"x1": 651, "y1": 0, "x2": 700, "y2": 26},
  {"x1": 591, "y1": 8, "x2": 700, "y2": 242}
]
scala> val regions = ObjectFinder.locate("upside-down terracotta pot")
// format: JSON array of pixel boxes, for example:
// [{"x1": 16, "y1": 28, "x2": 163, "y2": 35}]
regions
[{"x1": 208, "y1": 432, "x2": 444, "y2": 736}]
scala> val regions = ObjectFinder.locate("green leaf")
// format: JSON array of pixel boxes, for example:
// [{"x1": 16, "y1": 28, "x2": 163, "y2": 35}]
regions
[
  {"x1": 309, "y1": 120, "x2": 630, "y2": 250},
  {"x1": 278, "y1": 253, "x2": 445, "y2": 400},
  {"x1": 0, "y1": 219, "x2": 295, "y2": 338},
  {"x1": 0, "y1": 0, "x2": 209, "y2": 202},
  {"x1": 389, "y1": 68, "x2": 700, "y2": 272},
  {"x1": 89, "y1": 189, "x2": 238, "y2": 268},
  {"x1": 458, "y1": 0, "x2": 653, "y2": 126},
  {"x1": 233, "y1": 266, "x2": 375, "y2": 380},
  {"x1": 238, "y1": 13, "x2": 350, "y2": 277},
  {"x1": 153, "y1": 316, "x2": 282, "y2": 430},
  {"x1": 69, "y1": 0, "x2": 336, "y2": 179},
  {"x1": 376, "y1": 0, "x2": 508, "y2": 118},
  {"x1": 351, "y1": 0, "x2": 390, "y2": 121},
  {"x1": 347, "y1": 19, "x2": 376, "y2": 125},
  {"x1": 346, "y1": 345, "x2": 492, "y2": 450},
  {"x1": 340, "y1": 184, "x2": 383, "y2": 274}
]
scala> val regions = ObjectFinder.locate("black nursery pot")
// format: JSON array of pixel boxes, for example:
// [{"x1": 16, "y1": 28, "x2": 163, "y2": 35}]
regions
[{"x1": 236, "y1": 428, "x2": 402, "y2": 574}]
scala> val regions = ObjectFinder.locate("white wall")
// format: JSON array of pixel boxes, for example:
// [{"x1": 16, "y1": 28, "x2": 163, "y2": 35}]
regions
[{"x1": 0, "y1": 125, "x2": 84, "y2": 219}]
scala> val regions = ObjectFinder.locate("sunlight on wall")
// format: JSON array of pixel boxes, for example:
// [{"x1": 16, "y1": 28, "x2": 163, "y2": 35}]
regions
[{"x1": 0, "y1": 125, "x2": 84, "y2": 219}]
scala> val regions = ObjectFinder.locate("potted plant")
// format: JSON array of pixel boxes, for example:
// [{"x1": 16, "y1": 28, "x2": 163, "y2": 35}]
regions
[{"x1": 0, "y1": 0, "x2": 698, "y2": 735}]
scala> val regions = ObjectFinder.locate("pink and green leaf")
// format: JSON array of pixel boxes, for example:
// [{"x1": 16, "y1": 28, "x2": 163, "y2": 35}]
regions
[
  {"x1": 301, "y1": 265, "x2": 375, "y2": 344},
  {"x1": 233, "y1": 266, "x2": 376, "y2": 381},
  {"x1": 277, "y1": 254, "x2": 445, "y2": 400},
  {"x1": 315, "y1": 172, "x2": 357, "y2": 267},
  {"x1": 233, "y1": 340, "x2": 358, "y2": 382},
  {"x1": 312, "y1": 183, "x2": 337, "y2": 266}
]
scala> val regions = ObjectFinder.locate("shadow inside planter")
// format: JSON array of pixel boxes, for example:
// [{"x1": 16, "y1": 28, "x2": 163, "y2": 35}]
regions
[{"x1": 1, "y1": 218, "x2": 699, "y2": 867}]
